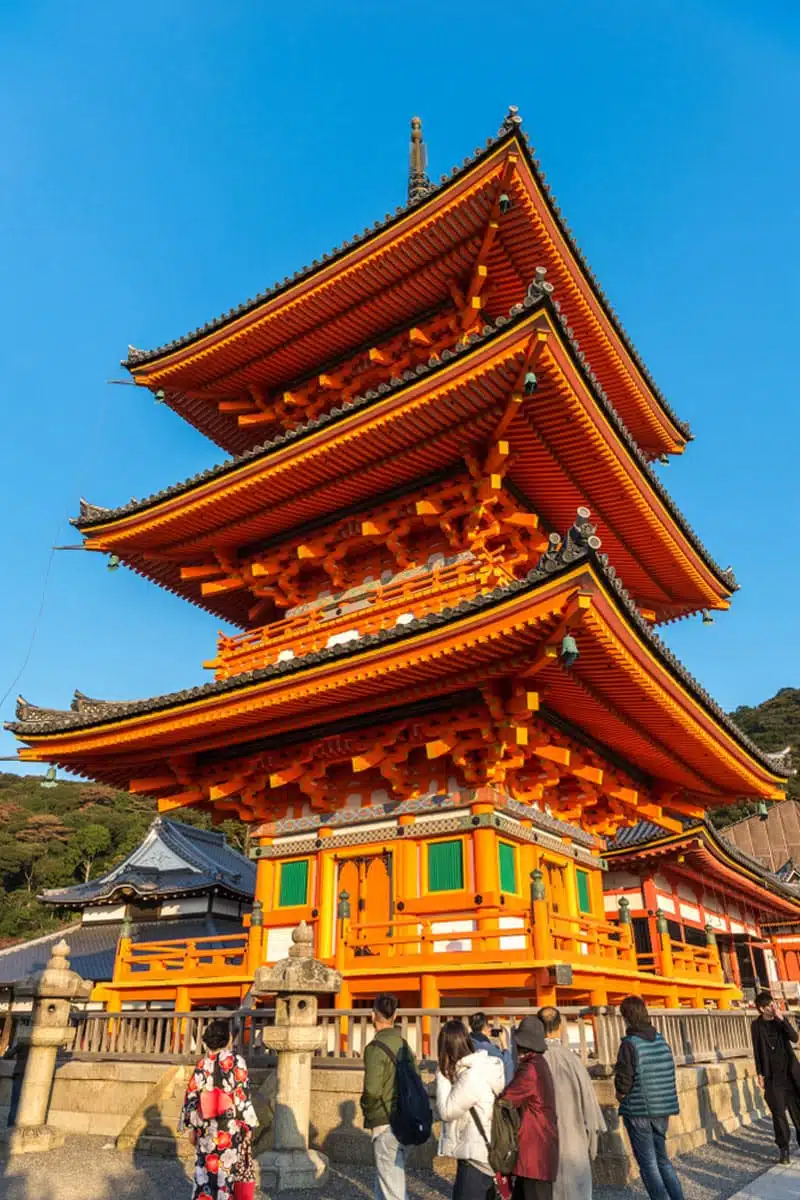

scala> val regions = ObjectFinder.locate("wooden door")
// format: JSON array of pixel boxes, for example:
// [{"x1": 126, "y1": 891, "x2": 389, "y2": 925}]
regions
[{"x1": 337, "y1": 853, "x2": 393, "y2": 956}]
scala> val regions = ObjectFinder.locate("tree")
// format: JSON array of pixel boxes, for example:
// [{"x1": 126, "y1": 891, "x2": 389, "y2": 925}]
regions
[{"x1": 70, "y1": 823, "x2": 112, "y2": 883}]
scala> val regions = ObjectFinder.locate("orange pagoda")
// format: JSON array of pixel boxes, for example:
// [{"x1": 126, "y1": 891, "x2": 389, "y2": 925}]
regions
[{"x1": 7, "y1": 109, "x2": 790, "y2": 1014}]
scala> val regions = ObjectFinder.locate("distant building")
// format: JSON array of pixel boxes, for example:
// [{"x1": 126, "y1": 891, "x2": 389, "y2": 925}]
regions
[
  {"x1": 0, "y1": 818, "x2": 254, "y2": 1010},
  {"x1": 723, "y1": 800, "x2": 800, "y2": 875}
]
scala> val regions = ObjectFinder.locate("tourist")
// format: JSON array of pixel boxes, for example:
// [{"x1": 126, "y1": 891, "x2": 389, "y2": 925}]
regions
[
  {"x1": 614, "y1": 995, "x2": 684, "y2": 1200},
  {"x1": 501, "y1": 1014, "x2": 559, "y2": 1200},
  {"x1": 360, "y1": 992, "x2": 417, "y2": 1200},
  {"x1": 436, "y1": 1018, "x2": 506, "y2": 1200},
  {"x1": 751, "y1": 990, "x2": 800, "y2": 1163},
  {"x1": 469, "y1": 1012, "x2": 514, "y2": 1083},
  {"x1": 179, "y1": 1017, "x2": 259, "y2": 1200},
  {"x1": 539, "y1": 1006, "x2": 606, "y2": 1200}
]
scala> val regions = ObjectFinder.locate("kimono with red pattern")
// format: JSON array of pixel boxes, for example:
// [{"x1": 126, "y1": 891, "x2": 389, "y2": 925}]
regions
[{"x1": 179, "y1": 1050, "x2": 259, "y2": 1200}]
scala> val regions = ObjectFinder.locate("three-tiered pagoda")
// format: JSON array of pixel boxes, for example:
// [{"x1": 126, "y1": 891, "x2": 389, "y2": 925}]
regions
[{"x1": 7, "y1": 110, "x2": 790, "y2": 1013}]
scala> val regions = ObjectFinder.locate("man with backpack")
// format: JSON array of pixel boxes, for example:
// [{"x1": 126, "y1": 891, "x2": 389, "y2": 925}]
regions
[
  {"x1": 614, "y1": 995, "x2": 684, "y2": 1200},
  {"x1": 361, "y1": 992, "x2": 431, "y2": 1200}
]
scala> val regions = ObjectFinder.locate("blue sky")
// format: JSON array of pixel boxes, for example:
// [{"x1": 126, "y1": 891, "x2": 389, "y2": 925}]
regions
[{"x1": 1, "y1": 1, "x2": 798, "y2": 775}]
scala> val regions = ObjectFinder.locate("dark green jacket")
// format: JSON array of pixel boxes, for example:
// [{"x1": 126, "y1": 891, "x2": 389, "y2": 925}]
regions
[{"x1": 360, "y1": 1027, "x2": 417, "y2": 1129}]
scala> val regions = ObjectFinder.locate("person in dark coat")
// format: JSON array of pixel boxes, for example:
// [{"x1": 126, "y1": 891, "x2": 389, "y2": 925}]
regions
[
  {"x1": 614, "y1": 996, "x2": 684, "y2": 1200},
  {"x1": 751, "y1": 990, "x2": 800, "y2": 1163},
  {"x1": 502, "y1": 1015, "x2": 558, "y2": 1200}
]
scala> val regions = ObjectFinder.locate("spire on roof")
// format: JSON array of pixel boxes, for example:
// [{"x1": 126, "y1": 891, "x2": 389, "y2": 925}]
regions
[{"x1": 408, "y1": 116, "x2": 433, "y2": 204}]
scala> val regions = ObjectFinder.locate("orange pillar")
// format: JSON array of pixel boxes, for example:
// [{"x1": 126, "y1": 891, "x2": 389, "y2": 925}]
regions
[
  {"x1": 531, "y1": 869, "x2": 553, "y2": 960},
  {"x1": 656, "y1": 911, "x2": 680, "y2": 1006}
]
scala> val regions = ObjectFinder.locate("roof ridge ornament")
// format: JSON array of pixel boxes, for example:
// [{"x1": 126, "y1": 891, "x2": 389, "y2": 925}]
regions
[
  {"x1": 500, "y1": 105, "x2": 523, "y2": 135},
  {"x1": 408, "y1": 116, "x2": 433, "y2": 205}
]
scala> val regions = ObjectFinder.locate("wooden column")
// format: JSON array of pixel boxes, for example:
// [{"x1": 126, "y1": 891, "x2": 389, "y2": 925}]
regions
[
  {"x1": 531, "y1": 869, "x2": 553, "y2": 960},
  {"x1": 642, "y1": 876, "x2": 662, "y2": 973},
  {"x1": 421, "y1": 973, "x2": 440, "y2": 1057},
  {"x1": 317, "y1": 832, "x2": 336, "y2": 960}
]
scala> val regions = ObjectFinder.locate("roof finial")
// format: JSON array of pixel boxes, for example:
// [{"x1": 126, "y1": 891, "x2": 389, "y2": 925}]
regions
[{"x1": 408, "y1": 116, "x2": 432, "y2": 204}]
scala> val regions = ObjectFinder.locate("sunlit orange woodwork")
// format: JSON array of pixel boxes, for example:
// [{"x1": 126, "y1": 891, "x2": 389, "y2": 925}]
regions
[{"x1": 6, "y1": 111, "x2": 791, "y2": 1011}]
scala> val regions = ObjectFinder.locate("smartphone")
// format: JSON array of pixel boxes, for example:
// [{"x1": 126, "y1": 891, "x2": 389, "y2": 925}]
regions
[{"x1": 490, "y1": 1027, "x2": 502, "y2": 1038}]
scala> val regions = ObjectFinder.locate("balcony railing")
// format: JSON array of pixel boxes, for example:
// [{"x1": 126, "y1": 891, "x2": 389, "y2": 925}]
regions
[{"x1": 115, "y1": 933, "x2": 251, "y2": 982}]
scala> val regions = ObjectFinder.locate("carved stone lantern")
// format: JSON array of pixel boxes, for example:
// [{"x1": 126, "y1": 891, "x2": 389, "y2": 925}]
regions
[
  {"x1": 252, "y1": 921, "x2": 341, "y2": 1190},
  {"x1": 6, "y1": 939, "x2": 92, "y2": 1153}
]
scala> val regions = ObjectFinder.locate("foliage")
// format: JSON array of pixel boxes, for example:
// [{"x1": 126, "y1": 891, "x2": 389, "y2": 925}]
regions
[
  {"x1": 0, "y1": 773, "x2": 249, "y2": 946},
  {"x1": 707, "y1": 688, "x2": 799, "y2": 828}
]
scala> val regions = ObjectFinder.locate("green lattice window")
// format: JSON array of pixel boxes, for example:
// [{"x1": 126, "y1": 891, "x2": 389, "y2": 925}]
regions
[
  {"x1": 428, "y1": 840, "x2": 464, "y2": 892},
  {"x1": 576, "y1": 869, "x2": 592, "y2": 914},
  {"x1": 499, "y1": 842, "x2": 517, "y2": 893},
  {"x1": 279, "y1": 859, "x2": 309, "y2": 907}
]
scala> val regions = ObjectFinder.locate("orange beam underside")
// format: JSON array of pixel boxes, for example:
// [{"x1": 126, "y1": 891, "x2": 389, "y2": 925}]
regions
[
  {"x1": 84, "y1": 311, "x2": 727, "y2": 627},
  {"x1": 16, "y1": 564, "x2": 784, "y2": 801}
]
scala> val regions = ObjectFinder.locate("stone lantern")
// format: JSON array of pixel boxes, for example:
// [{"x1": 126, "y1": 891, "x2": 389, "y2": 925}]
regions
[
  {"x1": 6, "y1": 939, "x2": 92, "y2": 1153},
  {"x1": 252, "y1": 921, "x2": 341, "y2": 1191}
]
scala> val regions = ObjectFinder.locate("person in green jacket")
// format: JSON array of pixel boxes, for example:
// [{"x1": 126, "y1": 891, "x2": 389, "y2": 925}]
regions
[{"x1": 360, "y1": 993, "x2": 417, "y2": 1200}]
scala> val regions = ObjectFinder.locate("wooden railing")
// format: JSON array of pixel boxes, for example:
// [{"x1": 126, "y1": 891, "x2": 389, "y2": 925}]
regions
[
  {"x1": 343, "y1": 907, "x2": 533, "y2": 965},
  {"x1": 593, "y1": 1008, "x2": 754, "y2": 1070},
  {"x1": 209, "y1": 557, "x2": 480, "y2": 679},
  {"x1": 637, "y1": 938, "x2": 722, "y2": 981},
  {"x1": 115, "y1": 933, "x2": 250, "y2": 982},
  {"x1": 550, "y1": 911, "x2": 635, "y2": 962},
  {"x1": 61, "y1": 1005, "x2": 757, "y2": 1070}
]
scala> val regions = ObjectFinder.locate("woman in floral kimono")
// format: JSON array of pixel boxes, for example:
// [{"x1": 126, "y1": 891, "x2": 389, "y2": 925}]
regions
[{"x1": 180, "y1": 1018, "x2": 259, "y2": 1200}]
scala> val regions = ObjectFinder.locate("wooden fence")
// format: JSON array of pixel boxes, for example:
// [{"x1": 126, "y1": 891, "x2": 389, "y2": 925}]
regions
[{"x1": 61, "y1": 1004, "x2": 755, "y2": 1071}]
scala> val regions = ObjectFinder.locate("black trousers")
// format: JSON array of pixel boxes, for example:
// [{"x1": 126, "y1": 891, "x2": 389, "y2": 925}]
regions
[
  {"x1": 512, "y1": 1178, "x2": 553, "y2": 1200},
  {"x1": 765, "y1": 1079, "x2": 800, "y2": 1151},
  {"x1": 453, "y1": 1162, "x2": 493, "y2": 1200}
]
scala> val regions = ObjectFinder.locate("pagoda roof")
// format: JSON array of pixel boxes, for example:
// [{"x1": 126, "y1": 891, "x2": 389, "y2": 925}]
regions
[
  {"x1": 77, "y1": 294, "x2": 734, "y2": 625},
  {"x1": 606, "y1": 819, "x2": 800, "y2": 918},
  {"x1": 37, "y1": 816, "x2": 255, "y2": 908},
  {"x1": 7, "y1": 542, "x2": 787, "y2": 806},
  {"x1": 123, "y1": 111, "x2": 688, "y2": 460}
]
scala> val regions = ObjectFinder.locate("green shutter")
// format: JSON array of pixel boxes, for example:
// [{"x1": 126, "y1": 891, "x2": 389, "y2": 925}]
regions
[
  {"x1": 576, "y1": 869, "x2": 591, "y2": 914},
  {"x1": 279, "y1": 859, "x2": 309, "y2": 907},
  {"x1": 499, "y1": 842, "x2": 517, "y2": 893},
  {"x1": 428, "y1": 840, "x2": 464, "y2": 892}
]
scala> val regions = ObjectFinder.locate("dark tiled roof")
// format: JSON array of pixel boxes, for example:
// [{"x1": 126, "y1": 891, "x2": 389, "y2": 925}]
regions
[
  {"x1": 39, "y1": 818, "x2": 255, "y2": 906},
  {"x1": 123, "y1": 109, "x2": 689, "y2": 446},
  {"x1": 607, "y1": 819, "x2": 800, "y2": 906},
  {"x1": 5, "y1": 529, "x2": 789, "y2": 780},
  {"x1": 0, "y1": 916, "x2": 247, "y2": 986},
  {"x1": 77, "y1": 287, "x2": 736, "y2": 598}
]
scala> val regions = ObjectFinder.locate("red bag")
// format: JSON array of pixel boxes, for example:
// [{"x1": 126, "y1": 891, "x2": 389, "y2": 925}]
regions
[{"x1": 233, "y1": 1185, "x2": 255, "y2": 1200}]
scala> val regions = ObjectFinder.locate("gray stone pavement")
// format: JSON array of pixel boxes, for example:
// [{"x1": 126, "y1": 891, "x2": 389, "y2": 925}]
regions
[{"x1": 0, "y1": 1119, "x2": 793, "y2": 1200}]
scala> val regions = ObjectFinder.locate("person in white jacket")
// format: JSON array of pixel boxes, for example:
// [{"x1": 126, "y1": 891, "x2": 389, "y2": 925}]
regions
[{"x1": 436, "y1": 1019, "x2": 506, "y2": 1200}]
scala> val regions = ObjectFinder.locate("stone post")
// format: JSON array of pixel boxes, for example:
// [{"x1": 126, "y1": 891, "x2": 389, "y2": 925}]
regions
[
  {"x1": 5, "y1": 939, "x2": 92, "y2": 1153},
  {"x1": 252, "y1": 921, "x2": 341, "y2": 1191}
]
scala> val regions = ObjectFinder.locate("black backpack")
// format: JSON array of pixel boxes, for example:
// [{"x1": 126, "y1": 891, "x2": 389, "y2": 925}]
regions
[{"x1": 372, "y1": 1039, "x2": 432, "y2": 1146}]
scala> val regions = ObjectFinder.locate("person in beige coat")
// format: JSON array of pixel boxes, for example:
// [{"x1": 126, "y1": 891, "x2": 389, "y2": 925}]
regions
[{"x1": 539, "y1": 1007, "x2": 606, "y2": 1200}]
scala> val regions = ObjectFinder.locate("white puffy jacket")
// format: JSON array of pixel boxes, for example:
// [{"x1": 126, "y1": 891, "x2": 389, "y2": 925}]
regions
[{"x1": 436, "y1": 1050, "x2": 505, "y2": 1166}]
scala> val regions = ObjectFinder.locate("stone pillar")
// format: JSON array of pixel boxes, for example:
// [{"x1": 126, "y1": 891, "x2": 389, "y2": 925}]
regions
[
  {"x1": 252, "y1": 922, "x2": 341, "y2": 1191},
  {"x1": 5, "y1": 939, "x2": 92, "y2": 1153}
]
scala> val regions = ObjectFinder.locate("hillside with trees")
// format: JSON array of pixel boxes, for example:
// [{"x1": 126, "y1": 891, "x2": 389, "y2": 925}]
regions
[
  {"x1": 0, "y1": 772, "x2": 249, "y2": 947},
  {"x1": 709, "y1": 687, "x2": 800, "y2": 828}
]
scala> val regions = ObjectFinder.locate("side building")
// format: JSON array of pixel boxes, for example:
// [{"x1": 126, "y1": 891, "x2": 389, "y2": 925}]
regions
[
  {"x1": 605, "y1": 820, "x2": 800, "y2": 1003},
  {"x1": 0, "y1": 818, "x2": 255, "y2": 1011}
]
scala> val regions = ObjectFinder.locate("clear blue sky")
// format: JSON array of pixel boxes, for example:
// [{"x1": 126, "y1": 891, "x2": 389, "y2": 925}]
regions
[{"x1": 1, "y1": 1, "x2": 798, "y2": 775}]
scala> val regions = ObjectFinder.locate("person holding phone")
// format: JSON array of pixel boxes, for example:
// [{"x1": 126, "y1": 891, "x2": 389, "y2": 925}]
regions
[
  {"x1": 469, "y1": 1012, "x2": 514, "y2": 1084},
  {"x1": 751, "y1": 990, "x2": 800, "y2": 1163}
]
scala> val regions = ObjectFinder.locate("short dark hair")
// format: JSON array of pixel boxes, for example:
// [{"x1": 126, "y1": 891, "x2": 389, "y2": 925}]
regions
[
  {"x1": 538, "y1": 1005, "x2": 561, "y2": 1034},
  {"x1": 202, "y1": 1018, "x2": 231, "y2": 1051},
  {"x1": 755, "y1": 990, "x2": 774, "y2": 1011},
  {"x1": 619, "y1": 995, "x2": 649, "y2": 1028},
  {"x1": 469, "y1": 1011, "x2": 488, "y2": 1035},
  {"x1": 373, "y1": 993, "x2": 398, "y2": 1021}
]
